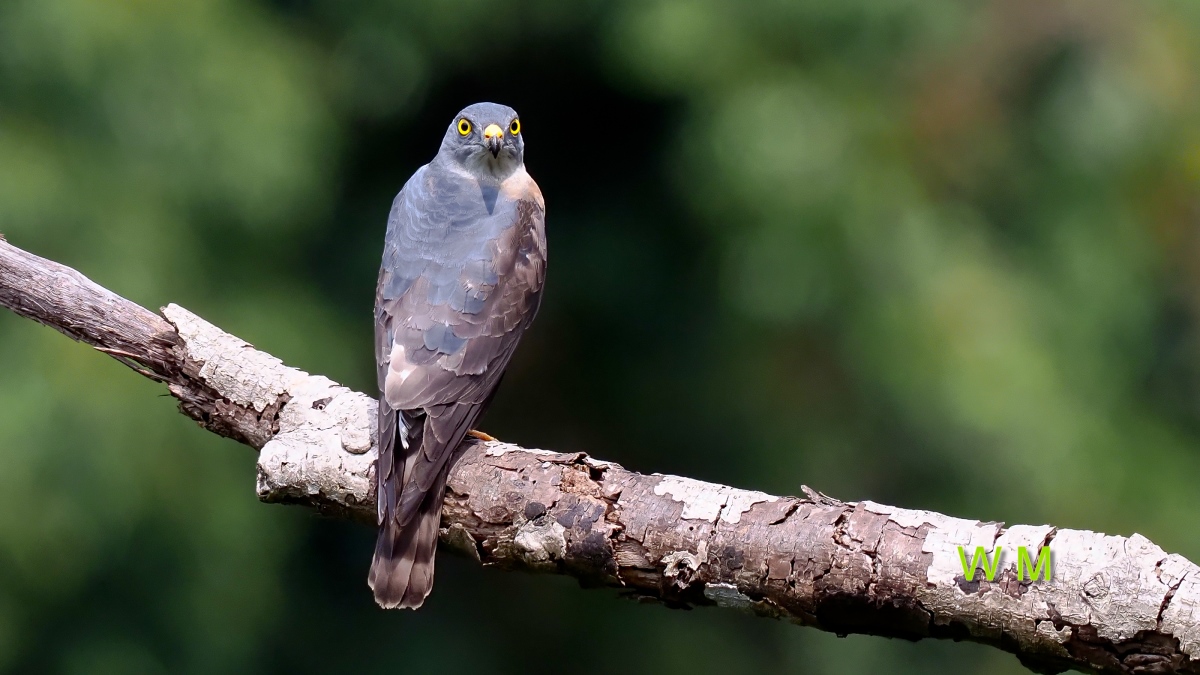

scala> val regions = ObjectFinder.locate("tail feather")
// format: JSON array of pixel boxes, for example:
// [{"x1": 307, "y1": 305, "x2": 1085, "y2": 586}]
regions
[
  {"x1": 375, "y1": 399, "x2": 397, "y2": 525},
  {"x1": 368, "y1": 483, "x2": 443, "y2": 609},
  {"x1": 370, "y1": 401, "x2": 486, "y2": 609}
]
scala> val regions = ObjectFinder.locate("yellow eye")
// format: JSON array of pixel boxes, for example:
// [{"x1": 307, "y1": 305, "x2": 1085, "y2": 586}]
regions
[
  {"x1": 457, "y1": 119, "x2": 471, "y2": 136},
  {"x1": 509, "y1": 119, "x2": 520, "y2": 135}
]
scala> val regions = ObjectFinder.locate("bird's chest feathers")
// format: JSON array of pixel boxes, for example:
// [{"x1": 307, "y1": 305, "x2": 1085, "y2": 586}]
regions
[
  {"x1": 475, "y1": 170, "x2": 536, "y2": 216},
  {"x1": 395, "y1": 171, "x2": 539, "y2": 284},
  {"x1": 478, "y1": 182, "x2": 501, "y2": 215}
]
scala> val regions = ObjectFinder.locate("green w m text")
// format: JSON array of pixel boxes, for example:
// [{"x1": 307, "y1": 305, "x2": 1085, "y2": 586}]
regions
[{"x1": 957, "y1": 546, "x2": 1052, "y2": 582}]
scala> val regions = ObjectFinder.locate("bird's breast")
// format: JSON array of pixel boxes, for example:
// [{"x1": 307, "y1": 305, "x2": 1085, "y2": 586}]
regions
[{"x1": 499, "y1": 168, "x2": 543, "y2": 209}]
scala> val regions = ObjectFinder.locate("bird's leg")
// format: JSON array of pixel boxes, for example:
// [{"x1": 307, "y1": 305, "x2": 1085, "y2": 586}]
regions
[{"x1": 467, "y1": 429, "x2": 497, "y2": 442}]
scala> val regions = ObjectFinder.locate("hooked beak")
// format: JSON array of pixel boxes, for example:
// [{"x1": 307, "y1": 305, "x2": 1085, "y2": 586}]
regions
[{"x1": 483, "y1": 123, "x2": 504, "y2": 157}]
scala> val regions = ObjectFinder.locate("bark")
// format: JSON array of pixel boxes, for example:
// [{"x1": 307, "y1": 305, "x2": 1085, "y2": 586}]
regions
[{"x1": 2, "y1": 235, "x2": 1199, "y2": 675}]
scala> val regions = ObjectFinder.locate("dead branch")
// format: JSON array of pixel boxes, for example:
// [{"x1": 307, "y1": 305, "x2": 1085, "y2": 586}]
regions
[{"x1": 2, "y1": 237, "x2": 1198, "y2": 675}]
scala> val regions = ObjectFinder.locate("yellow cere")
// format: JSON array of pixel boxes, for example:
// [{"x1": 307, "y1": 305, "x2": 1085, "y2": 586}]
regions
[{"x1": 458, "y1": 119, "x2": 471, "y2": 136}]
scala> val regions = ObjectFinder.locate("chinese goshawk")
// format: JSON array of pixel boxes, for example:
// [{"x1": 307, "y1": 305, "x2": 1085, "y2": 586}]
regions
[{"x1": 369, "y1": 102, "x2": 547, "y2": 609}]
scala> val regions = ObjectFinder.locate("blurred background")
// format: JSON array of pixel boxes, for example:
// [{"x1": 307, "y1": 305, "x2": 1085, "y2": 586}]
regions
[{"x1": 1, "y1": 0, "x2": 1199, "y2": 672}]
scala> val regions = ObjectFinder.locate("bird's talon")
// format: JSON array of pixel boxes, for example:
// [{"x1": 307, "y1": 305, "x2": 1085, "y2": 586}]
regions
[{"x1": 468, "y1": 429, "x2": 497, "y2": 443}]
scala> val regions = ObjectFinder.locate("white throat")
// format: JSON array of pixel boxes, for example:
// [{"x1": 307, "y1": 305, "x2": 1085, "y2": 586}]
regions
[{"x1": 463, "y1": 150, "x2": 522, "y2": 182}]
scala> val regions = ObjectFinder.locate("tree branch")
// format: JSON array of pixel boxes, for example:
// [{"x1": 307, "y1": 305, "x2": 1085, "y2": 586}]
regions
[{"x1": 2, "y1": 236, "x2": 1198, "y2": 675}]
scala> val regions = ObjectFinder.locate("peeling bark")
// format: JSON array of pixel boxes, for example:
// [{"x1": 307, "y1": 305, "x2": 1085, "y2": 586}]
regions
[{"x1": 2, "y1": 237, "x2": 1200, "y2": 675}]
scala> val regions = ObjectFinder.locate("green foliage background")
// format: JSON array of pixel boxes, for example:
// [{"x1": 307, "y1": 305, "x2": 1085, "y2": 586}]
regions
[{"x1": 2, "y1": 0, "x2": 1199, "y2": 672}]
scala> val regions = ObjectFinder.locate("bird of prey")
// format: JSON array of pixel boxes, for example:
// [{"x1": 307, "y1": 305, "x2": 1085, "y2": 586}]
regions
[{"x1": 369, "y1": 102, "x2": 547, "y2": 609}]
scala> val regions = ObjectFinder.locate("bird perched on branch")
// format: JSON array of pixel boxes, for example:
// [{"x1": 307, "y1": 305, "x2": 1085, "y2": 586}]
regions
[{"x1": 369, "y1": 102, "x2": 547, "y2": 609}]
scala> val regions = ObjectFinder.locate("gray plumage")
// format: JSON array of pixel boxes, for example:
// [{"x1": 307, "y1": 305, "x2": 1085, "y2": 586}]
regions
[{"x1": 369, "y1": 102, "x2": 547, "y2": 609}]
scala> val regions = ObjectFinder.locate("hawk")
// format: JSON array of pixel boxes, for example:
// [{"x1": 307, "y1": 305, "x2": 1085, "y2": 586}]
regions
[{"x1": 369, "y1": 102, "x2": 547, "y2": 609}]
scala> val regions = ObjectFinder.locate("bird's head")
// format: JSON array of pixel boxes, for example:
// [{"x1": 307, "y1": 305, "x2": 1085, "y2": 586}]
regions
[{"x1": 438, "y1": 102, "x2": 524, "y2": 180}]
